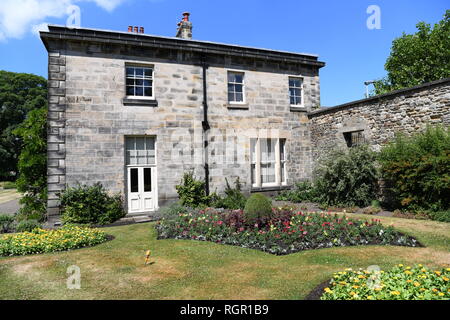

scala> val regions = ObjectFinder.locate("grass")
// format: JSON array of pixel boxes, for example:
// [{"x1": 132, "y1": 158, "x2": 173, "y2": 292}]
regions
[{"x1": 0, "y1": 213, "x2": 449, "y2": 300}]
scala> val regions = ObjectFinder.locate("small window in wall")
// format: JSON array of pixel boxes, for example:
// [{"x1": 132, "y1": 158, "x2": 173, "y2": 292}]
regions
[
  {"x1": 126, "y1": 66, "x2": 153, "y2": 98},
  {"x1": 251, "y1": 138, "x2": 287, "y2": 187},
  {"x1": 289, "y1": 77, "x2": 303, "y2": 105},
  {"x1": 228, "y1": 71, "x2": 244, "y2": 103},
  {"x1": 343, "y1": 130, "x2": 366, "y2": 148},
  {"x1": 126, "y1": 137, "x2": 156, "y2": 165}
]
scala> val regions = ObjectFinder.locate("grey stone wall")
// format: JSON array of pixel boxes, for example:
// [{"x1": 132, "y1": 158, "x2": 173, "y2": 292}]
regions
[
  {"x1": 308, "y1": 79, "x2": 450, "y2": 161},
  {"x1": 45, "y1": 39, "x2": 322, "y2": 214},
  {"x1": 47, "y1": 51, "x2": 67, "y2": 216}
]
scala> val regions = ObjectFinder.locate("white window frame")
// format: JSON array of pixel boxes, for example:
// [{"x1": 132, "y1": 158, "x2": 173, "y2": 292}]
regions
[
  {"x1": 251, "y1": 138, "x2": 287, "y2": 188},
  {"x1": 289, "y1": 76, "x2": 304, "y2": 107},
  {"x1": 227, "y1": 70, "x2": 246, "y2": 104},
  {"x1": 125, "y1": 64, "x2": 155, "y2": 100},
  {"x1": 125, "y1": 136, "x2": 157, "y2": 167}
]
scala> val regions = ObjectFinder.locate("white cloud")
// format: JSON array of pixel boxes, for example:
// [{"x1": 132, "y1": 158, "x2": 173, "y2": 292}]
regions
[{"x1": 0, "y1": 0, "x2": 126, "y2": 41}]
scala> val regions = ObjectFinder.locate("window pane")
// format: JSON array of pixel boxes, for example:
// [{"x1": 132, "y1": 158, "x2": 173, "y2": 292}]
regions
[
  {"x1": 130, "y1": 168, "x2": 139, "y2": 193},
  {"x1": 235, "y1": 92, "x2": 243, "y2": 102},
  {"x1": 228, "y1": 72, "x2": 235, "y2": 82},
  {"x1": 135, "y1": 68, "x2": 144, "y2": 78},
  {"x1": 126, "y1": 67, "x2": 134, "y2": 77},
  {"x1": 144, "y1": 168, "x2": 152, "y2": 192},
  {"x1": 144, "y1": 87, "x2": 152, "y2": 97},
  {"x1": 144, "y1": 68, "x2": 153, "y2": 78},
  {"x1": 228, "y1": 92, "x2": 235, "y2": 102},
  {"x1": 261, "y1": 163, "x2": 275, "y2": 183},
  {"x1": 143, "y1": 80, "x2": 152, "y2": 87},
  {"x1": 135, "y1": 87, "x2": 143, "y2": 96},
  {"x1": 126, "y1": 86, "x2": 134, "y2": 96},
  {"x1": 251, "y1": 163, "x2": 256, "y2": 185},
  {"x1": 280, "y1": 139, "x2": 285, "y2": 161},
  {"x1": 234, "y1": 74, "x2": 243, "y2": 83},
  {"x1": 126, "y1": 79, "x2": 135, "y2": 86},
  {"x1": 234, "y1": 84, "x2": 243, "y2": 93}
]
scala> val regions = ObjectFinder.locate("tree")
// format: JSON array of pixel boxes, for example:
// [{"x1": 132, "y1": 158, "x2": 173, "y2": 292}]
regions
[
  {"x1": 0, "y1": 70, "x2": 47, "y2": 179},
  {"x1": 373, "y1": 10, "x2": 450, "y2": 95},
  {"x1": 13, "y1": 107, "x2": 48, "y2": 220}
]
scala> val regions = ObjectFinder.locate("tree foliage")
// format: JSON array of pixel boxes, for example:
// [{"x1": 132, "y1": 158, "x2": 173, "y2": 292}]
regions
[
  {"x1": 373, "y1": 10, "x2": 450, "y2": 95},
  {"x1": 13, "y1": 107, "x2": 48, "y2": 219},
  {"x1": 0, "y1": 70, "x2": 47, "y2": 179}
]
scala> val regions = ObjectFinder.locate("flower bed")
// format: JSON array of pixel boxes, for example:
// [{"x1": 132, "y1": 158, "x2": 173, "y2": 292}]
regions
[
  {"x1": 156, "y1": 207, "x2": 420, "y2": 255},
  {"x1": 0, "y1": 225, "x2": 109, "y2": 256},
  {"x1": 320, "y1": 265, "x2": 450, "y2": 300}
]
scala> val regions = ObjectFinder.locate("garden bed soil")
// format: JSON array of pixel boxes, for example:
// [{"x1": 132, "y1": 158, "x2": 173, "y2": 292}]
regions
[{"x1": 305, "y1": 279, "x2": 332, "y2": 300}]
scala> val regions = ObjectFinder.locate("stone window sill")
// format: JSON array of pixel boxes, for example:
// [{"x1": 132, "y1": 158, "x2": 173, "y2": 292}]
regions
[
  {"x1": 290, "y1": 106, "x2": 308, "y2": 112},
  {"x1": 251, "y1": 185, "x2": 292, "y2": 193},
  {"x1": 227, "y1": 103, "x2": 249, "y2": 110},
  {"x1": 123, "y1": 98, "x2": 158, "y2": 107}
]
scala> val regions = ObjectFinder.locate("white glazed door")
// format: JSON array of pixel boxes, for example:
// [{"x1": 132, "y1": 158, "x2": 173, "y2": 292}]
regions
[{"x1": 127, "y1": 166, "x2": 156, "y2": 213}]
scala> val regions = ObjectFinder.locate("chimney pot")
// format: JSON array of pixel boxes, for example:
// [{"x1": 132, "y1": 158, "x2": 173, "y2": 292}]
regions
[
  {"x1": 128, "y1": 26, "x2": 133, "y2": 32},
  {"x1": 176, "y1": 12, "x2": 193, "y2": 39},
  {"x1": 140, "y1": 27, "x2": 144, "y2": 34},
  {"x1": 134, "y1": 26, "x2": 138, "y2": 33}
]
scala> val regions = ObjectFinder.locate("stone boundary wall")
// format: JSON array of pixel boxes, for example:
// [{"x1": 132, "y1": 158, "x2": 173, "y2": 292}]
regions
[
  {"x1": 308, "y1": 78, "x2": 450, "y2": 161},
  {"x1": 47, "y1": 51, "x2": 67, "y2": 216}
]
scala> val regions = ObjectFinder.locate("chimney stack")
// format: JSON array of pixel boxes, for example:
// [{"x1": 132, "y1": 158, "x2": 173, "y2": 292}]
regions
[
  {"x1": 127, "y1": 26, "x2": 145, "y2": 34},
  {"x1": 176, "y1": 12, "x2": 192, "y2": 40}
]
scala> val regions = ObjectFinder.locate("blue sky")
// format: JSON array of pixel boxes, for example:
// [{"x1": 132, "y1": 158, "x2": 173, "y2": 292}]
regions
[{"x1": 0, "y1": 0, "x2": 447, "y2": 106}]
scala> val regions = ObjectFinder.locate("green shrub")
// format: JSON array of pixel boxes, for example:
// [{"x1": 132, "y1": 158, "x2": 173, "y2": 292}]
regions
[
  {"x1": 15, "y1": 219, "x2": 41, "y2": 233},
  {"x1": 213, "y1": 178, "x2": 247, "y2": 210},
  {"x1": 314, "y1": 145, "x2": 379, "y2": 207},
  {"x1": 159, "y1": 202, "x2": 190, "y2": 219},
  {"x1": 276, "y1": 181, "x2": 319, "y2": 203},
  {"x1": 60, "y1": 183, "x2": 125, "y2": 225},
  {"x1": 2, "y1": 181, "x2": 16, "y2": 189},
  {"x1": 175, "y1": 171, "x2": 212, "y2": 208},
  {"x1": 244, "y1": 193, "x2": 273, "y2": 225},
  {"x1": 0, "y1": 225, "x2": 108, "y2": 256},
  {"x1": 0, "y1": 215, "x2": 14, "y2": 233},
  {"x1": 379, "y1": 125, "x2": 450, "y2": 213},
  {"x1": 427, "y1": 210, "x2": 450, "y2": 223}
]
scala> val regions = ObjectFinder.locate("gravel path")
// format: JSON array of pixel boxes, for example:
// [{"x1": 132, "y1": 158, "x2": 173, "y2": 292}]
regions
[{"x1": 0, "y1": 199, "x2": 20, "y2": 215}]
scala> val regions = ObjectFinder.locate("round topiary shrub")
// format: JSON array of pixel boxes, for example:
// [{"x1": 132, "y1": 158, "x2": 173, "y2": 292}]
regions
[{"x1": 244, "y1": 193, "x2": 273, "y2": 226}]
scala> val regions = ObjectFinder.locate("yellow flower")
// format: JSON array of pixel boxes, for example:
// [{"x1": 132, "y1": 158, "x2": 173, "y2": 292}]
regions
[
  {"x1": 353, "y1": 285, "x2": 360, "y2": 289},
  {"x1": 435, "y1": 271, "x2": 442, "y2": 276},
  {"x1": 350, "y1": 291, "x2": 356, "y2": 296},
  {"x1": 432, "y1": 288, "x2": 438, "y2": 292},
  {"x1": 390, "y1": 291, "x2": 401, "y2": 296},
  {"x1": 406, "y1": 280, "x2": 412, "y2": 283},
  {"x1": 446, "y1": 268, "x2": 450, "y2": 272},
  {"x1": 324, "y1": 287, "x2": 333, "y2": 294},
  {"x1": 405, "y1": 270, "x2": 412, "y2": 275},
  {"x1": 414, "y1": 282, "x2": 421, "y2": 287},
  {"x1": 438, "y1": 292, "x2": 444, "y2": 297},
  {"x1": 443, "y1": 277, "x2": 449, "y2": 281},
  {"x1": 421, "y1": 268, "x2": 427, "y2": 272},
  {"x1": 406, "y1": 266, "x2": 411, "y2": 270},
  {"x1": 398, "y1": 264, "x2": 404, "y2": 267}
]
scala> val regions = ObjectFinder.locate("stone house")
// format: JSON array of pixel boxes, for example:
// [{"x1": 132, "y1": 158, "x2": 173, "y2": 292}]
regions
[
  {"x1": 40, "y1": 13, "x2": 324, "y2": 218},
  {"x1": 40, "y1": 14, "x2": 449, "y2": 221}
]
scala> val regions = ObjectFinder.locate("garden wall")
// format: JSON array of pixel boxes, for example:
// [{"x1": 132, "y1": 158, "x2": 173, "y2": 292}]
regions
[{"x1": 308, "y1": 78, "x2": 450, "y2": 160}]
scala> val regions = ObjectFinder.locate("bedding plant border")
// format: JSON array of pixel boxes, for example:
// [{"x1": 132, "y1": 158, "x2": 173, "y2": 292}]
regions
[
  {"x1": 156, "y1": 207, "x2": 421, "y2": 256},
  {"x1": 0, "y1": 224, "x2": 112, "y2": 257},
  {"x1": 307, "y1": 264, "x2": 450, "y2": 300}
]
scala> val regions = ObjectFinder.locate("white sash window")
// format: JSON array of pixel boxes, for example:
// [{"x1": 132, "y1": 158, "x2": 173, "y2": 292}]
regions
[{"x1": 251, "y1": 138, "x2": 287, "y2": 188}]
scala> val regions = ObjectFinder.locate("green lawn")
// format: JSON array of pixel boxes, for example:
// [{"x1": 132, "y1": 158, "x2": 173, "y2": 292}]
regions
[{"x1": 0, "y1": 213, "x2": 449, "y2": 300}]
